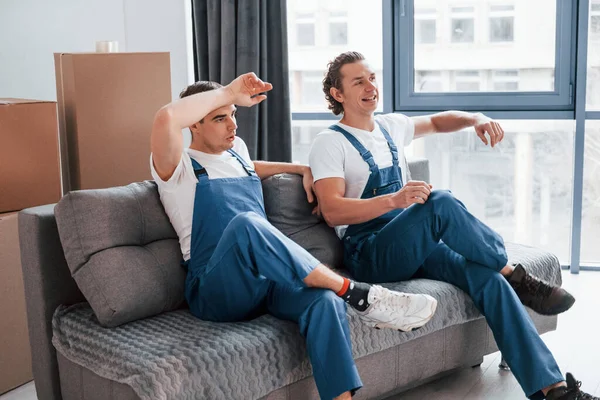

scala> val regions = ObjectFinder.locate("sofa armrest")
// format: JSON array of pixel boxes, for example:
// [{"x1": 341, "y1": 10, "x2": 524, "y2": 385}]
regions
[
  {"x1": 19, "y1": 205, "x2": 85, "y2": 400},
  {"x1": 407, "y1": 157, "x2": 430, "y2": 182}
]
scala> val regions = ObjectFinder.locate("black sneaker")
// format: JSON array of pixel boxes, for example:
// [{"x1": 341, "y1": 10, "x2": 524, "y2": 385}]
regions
[
  {"x1": 507, "y1": 264, "x2": 575, "y2": 315},
  {"x1": 546, "y1": 373, "x2": 599, "y2": 400}
]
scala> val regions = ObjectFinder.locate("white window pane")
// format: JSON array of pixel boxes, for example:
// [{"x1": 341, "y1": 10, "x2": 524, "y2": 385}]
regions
[
  {"x1": 288, "y1": 0, "x2": 383, "y2": 113},
  {"x1": 329, "y1": 22, "x2": 348, "y2": 45},
  {"x1": 588, "y1": 3, "x2": 600, "y2": 109},
  {"x1": 297, "y1": 23, "x2": 315, "y2": 46},
  {"x1": 582, "y1": 122, "x2": 600, "y2": 263},
  {"x1": 491, "y1": 5, "x2": 515, "y2": 12},
  {"x1": 490, "y1": 16, "x2": 514, "y2": 42},
  {"x1": 291, "y1": 120, "x2": 333, "y2": 164},
  {"x1": 456, "y1": 70, "x2": 479, "y2": 77},
  {"x1": 409, "y1": 120, "x2": 574, "y2": 264},
  {"x1": 300, "y1": 72, "x2": 326, "y2": 106},
  {"x1": 414, "y1": 2, "x2": 556, "y2": 93},
  {"x1": 416, "y1": 19, "x2": 436, "y2": 44},
  {"x1": 494, "y1": 81, "x2": 519, "y2": 91},
  {"x1": 416, "y1": 71, "x2": 442, "y2": 92},
  {"x1": 452, "y1": 6, "x2": 475, "y2": 13},
  {"x1": 456, "y1": 81, "x2": 480, "y2": 91},
  {"x1": 495, "y1": 69, "x2": 519, "y2": 77},
  {"x1": 452, "y1": 18, "x2": 475, "y2": 42}
]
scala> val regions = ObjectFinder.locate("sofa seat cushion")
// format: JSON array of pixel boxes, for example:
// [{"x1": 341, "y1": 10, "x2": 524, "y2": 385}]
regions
[{"x1": 52, "y1": 242, "x2": 561, "y2": 400}]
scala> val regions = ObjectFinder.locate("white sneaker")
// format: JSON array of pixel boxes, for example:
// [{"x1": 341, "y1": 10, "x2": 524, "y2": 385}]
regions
[{"x1": 355, "y1": 285, "x2": 438, "y2": 332}]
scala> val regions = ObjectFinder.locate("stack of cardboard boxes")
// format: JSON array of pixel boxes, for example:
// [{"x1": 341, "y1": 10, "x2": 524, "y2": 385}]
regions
[
  {"x1": 0, "y1": 99, "x2": 62, "y2": 394},
  {"x1": 0, "y1": 52, "x2": 171, "y2": 394}
]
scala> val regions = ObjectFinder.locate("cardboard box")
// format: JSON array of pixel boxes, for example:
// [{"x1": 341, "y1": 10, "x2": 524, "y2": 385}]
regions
[
  {"x1": 0, "y1": 212, "x2": 32, "y2": 394},
  {"x1": 54, "y1": 52, "x2": 171, "y2": 192},
  {"x1": 0, "y1": 99, "x2": 62, "y2": 213}
]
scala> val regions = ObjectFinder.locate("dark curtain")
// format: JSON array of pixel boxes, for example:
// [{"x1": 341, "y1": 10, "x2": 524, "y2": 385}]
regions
[{"x1": 191, "y1": 0, "x2": 292, "y2": 162}]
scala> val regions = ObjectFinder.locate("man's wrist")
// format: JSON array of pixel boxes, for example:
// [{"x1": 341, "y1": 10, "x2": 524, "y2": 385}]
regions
[{"x1": 472, "y1": 112, "x2": 489, "y2": 126}]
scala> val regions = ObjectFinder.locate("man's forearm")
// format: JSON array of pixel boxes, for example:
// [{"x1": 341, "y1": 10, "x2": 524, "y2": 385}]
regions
[
  {"x1": 320, "y1": 195, "x2": 396, "y2": 227},
  {"x1": 160, "y1": 87, "x2": 234, "y2": 130},
  {"x1": 430, "y1": 111, "x2": 479, "y2": 133},
  {"x1": 254, "y1": 161, "x2": 308, "y2": 180}
]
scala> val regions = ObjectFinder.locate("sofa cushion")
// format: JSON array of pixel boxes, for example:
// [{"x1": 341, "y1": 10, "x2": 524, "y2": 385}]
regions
[
  {"x1": 51, "y1": 242, "x2": 561, "y2": 400},
  {"x1": 262, "y1": 174, "x2": 344, "y2": 268},
  {"x1": 54, "y1": 181, "x2": 185, "y2": 327}
]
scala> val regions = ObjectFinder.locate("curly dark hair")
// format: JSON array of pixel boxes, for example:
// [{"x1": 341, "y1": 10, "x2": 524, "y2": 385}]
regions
[{"x1": 322, "y1": 51, "x2": 365, "y2": 115}]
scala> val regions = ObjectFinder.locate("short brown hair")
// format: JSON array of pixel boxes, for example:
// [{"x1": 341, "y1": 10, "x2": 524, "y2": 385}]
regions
[{"x1": 323, "y1": 51, "x2": 365, "y2": 115}]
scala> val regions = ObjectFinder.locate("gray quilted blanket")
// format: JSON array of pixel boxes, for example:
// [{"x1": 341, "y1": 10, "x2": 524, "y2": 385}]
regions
[{"x1": 52, "y1": 243, "x2": 561, "y2": 400}]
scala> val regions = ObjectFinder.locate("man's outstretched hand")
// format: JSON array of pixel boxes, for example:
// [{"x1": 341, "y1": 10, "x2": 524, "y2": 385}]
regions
[
  {"x1": 474, "y1": 113, "x2": 504, "y2": 148},
  {"x1": 226, "y1": 72, "x2": 273, "y2": 107}
]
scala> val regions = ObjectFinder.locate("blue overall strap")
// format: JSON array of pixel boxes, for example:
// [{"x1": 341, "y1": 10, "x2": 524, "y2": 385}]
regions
[
  {"x1": 227, "y1": 149, "x2": 257, "y2": 176},
  {"x1": 376, "y1": 122, "x2": 399, "y2": 166},
  {"x1": 190, "y1": 157, "x2": 209, "y2": 181},
  {"x1": 329, "y1": 125, "x2": 378, "y2": 172}
]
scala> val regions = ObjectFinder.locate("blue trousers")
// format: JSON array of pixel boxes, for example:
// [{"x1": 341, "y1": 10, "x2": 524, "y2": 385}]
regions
[
  {"x1": 345, "y1": 191, "x2": 564, "y2": 399},
  {"x1": 185, "y1": 211, "x2": 362, "y2": 400}
]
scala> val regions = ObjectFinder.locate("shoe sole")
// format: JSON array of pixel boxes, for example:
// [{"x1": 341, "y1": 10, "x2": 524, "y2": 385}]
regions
[
  {"x1": 362, "y1": 298, "x2": 438, "y2": 332},
  {"x1": 537, "y1": 294, "x2": 576, "y2": 316}
]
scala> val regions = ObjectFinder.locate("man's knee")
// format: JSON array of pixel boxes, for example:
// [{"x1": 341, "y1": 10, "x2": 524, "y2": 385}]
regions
[
  {"x1": 426, "y1": 190, "x2": 461, "y2": 215},
  {"x1": 428, "y1": 190, "x2": 456, "y2": 205},
  {"x1": 228, "y1": 211, "x2": 267, "y2": 233}
]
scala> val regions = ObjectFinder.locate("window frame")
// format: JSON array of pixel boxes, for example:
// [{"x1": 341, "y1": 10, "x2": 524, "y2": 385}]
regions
[
  {"x1": 391, "y1": 0, "x2": 576, "y2": 112},
  {"x1": 288, "y1": 0, "x2": 600, "y2": 272}
]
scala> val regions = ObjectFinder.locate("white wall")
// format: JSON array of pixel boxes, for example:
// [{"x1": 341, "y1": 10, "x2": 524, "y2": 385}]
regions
[{"x1": 0, "y1": 0, "x2": 194, "y2": 102}]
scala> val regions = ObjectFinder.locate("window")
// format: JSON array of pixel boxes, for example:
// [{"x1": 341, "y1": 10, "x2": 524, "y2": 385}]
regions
[
  {"x1": 300, "y1": 71, "x2": 326, "y2": 107},
  {"x1": 291, "y1": 121, "x2": 332, "y2": 164},
  {"x1": 451, "y1": 6, "x2": 475, "y2": 43},
  {"x1": 287, "y1": 0, "x2": 383, "y2": 113},
  {"x1": 329, "y1": 11, "x2": 348, "y2": 45},
  {"x1": 454, "y1": 70, "x2": 480, "y2": 92},
  {"x1": 398, "y1": 0, "x2": 567, "y2": 110},
  {"x1": 582, "y1": 122, "x2": 600, "y2": 263},
  {"x1": 582, "y1": 127, "x2": 600, "y2": 260},
  {"x1": 405, "y1": 120, "x2": 574, "y2": 263},
  {"x1": 489, "y1": 4, "x2": 515, "y2": 42},
  {"x1": 296, "y1": 13, "x2": 315, "y2": 46},
  {"x1": 415, "y1": 8, "x2": 437, "y2": 44},
  {"x1": 287, "y1": 0, "x2": 600, "y2": 270},
  {"x1": 493, "y1": 69, "x2": 519, "y2": 91},
  {"x1": 589, "y1": 2, "x2": 600, "y2": 110},
  {"x1": 591, "y1": 3, "x2": 600, "y2": 41},
  {"x1": 415, "y1": 71, "x2": 443, "y2": 92}
]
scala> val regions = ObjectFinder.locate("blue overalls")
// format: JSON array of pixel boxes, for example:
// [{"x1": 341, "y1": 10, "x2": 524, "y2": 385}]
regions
[
  {"x1": 330, "y1": 123, "x2": 564, "y2": 399},
  {"x1": 183, "y1": 149, "x2": 362, "y2": 400}
]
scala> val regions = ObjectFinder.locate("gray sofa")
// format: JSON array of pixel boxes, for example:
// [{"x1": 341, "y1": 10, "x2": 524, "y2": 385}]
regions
[{"x1": 18, "y1": 159, "x2": 562, "y2": 400}]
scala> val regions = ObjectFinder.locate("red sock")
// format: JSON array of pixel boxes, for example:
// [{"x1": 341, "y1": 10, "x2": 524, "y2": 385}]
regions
[{"x1": 336, "y1": 277, "x2": 351, "y2": 297}]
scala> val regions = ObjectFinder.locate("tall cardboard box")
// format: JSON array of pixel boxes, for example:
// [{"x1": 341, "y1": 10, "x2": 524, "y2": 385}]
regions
[
  {"x1": 54, "y1": 52, "x2": 171, "y2": 192},
  {"x1": 0, "y1": 212, "x2": 32, "y2": 394},
  {"x1": 0, "y1": 99, "x2": 62, "y2": 213}
]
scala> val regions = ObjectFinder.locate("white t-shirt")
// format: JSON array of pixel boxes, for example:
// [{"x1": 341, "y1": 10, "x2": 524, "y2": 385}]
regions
[
  {"x1": 308, "y1": 113, "x2": 415, "y2": 238},
  {"x1": 150, "y1": 137, "x2": 255, "y2": 261}
]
